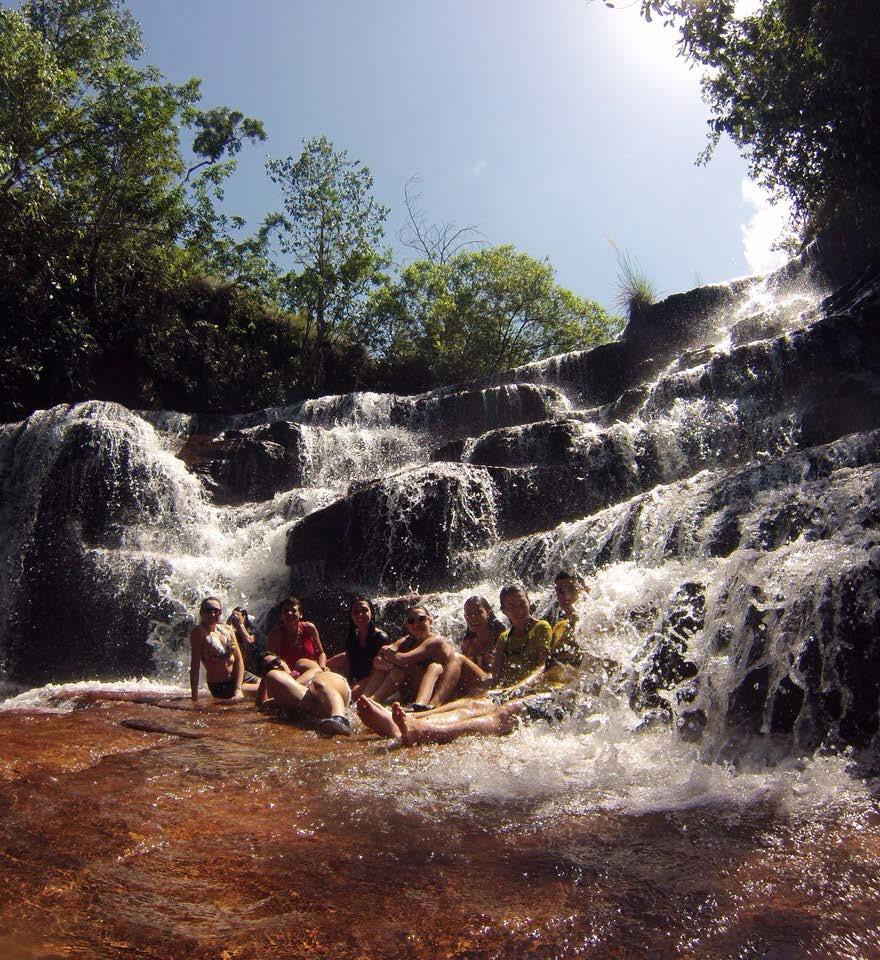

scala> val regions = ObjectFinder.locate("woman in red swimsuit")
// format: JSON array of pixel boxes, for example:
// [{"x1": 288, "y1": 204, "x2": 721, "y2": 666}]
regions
[
  {"x1": 263, "y1": 595, "x2": 327, "y2": 676},
  {"x1": 259, "y1": 596, "x2": 352, "y2": 735}
]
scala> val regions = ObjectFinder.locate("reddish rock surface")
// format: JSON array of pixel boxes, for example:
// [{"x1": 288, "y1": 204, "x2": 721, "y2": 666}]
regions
[{"x1": 0, "y1": 696, "x2": 878, "y2": 959}]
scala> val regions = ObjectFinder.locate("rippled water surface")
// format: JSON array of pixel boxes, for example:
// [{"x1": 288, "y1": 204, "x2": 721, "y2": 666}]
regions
[{"x1": 0, "y1": 694, "x2": 877, "y2": 960}]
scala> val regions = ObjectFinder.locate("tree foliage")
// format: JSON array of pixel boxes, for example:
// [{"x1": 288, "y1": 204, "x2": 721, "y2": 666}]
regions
[
  {"x1": 363, "y1": 245, "x2": 622, "y2": 384},
  {"x1": 0, "y1": 0, "x2": 265, "y2": 416},
  {"x1": 0, "y1": 1, "x2": 619, "y2": 419},
  {"x1": 625, "y1": 0, "x2": 880, "y2": 238},
  {"x1": 265, "y1": 136, "x2": 389, "y2": 389}
]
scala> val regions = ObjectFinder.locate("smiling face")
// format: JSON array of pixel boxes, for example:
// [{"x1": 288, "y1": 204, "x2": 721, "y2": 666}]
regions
[
  {"x1": 464, "y1": 598, "x2": 489, "y2": 632},
  {"x1": 351, "y1": 599, "x2": 373, "y2": 630},
  {"x1": 404, "y1": 606, "x2": 432, "y2": 640},
  {"x1": 500, "y1": 588, "x2": 530, "y2": 630}
]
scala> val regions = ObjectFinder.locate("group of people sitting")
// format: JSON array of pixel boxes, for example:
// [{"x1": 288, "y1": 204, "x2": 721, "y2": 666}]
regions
[{"x1": 188, "y1": 571, "x2": 588, "y2": 743}]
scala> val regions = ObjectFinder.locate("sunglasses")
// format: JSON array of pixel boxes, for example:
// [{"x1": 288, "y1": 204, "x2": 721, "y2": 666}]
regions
[
  {"x1": 282, "y1": 607, "x2": 301, "y2": 615},
  {"x1": 405, "y1": 614, "x2": 429, "y2": 624},
  {"x1": 203, "y1": 607, "x2": 222, "y2": 615}
]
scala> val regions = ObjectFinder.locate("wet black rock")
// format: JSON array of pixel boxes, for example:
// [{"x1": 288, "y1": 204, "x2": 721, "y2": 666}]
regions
[
  {"x1": 630, "y1": 582, "x2": 706, "y2": 725},
  {"x1": 199, "y1": 421, "x2": 308, "y2": 502},
  {"x1": 286, "y1": 466, "x2": 497, "y2": 594},
  {"x1": 468, "y1": 419, "x2": 588, "y2": 467},
  {"x1": 5, "y1": 410, "x2": 177, "y2": 683},
  {"x1": 393, "y1": 383, "x2": 566, "y2": 437}
]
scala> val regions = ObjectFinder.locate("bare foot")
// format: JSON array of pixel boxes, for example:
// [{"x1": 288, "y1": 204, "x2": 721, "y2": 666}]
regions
[
  {"x1": 391, "y1": 702, "x2": 419, "y2": 746},
  {"x1": 355, "y1": 696, "x2": 401, "y2": 739}
]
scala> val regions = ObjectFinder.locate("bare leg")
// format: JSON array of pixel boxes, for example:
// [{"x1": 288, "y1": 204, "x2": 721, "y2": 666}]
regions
[
  {"x1": 411, "y1": 661, "x2": 444, "y2": 707},
  {"x1": 457, "y1": 655, "x2": 491, "y2": 694},
  {"x1": 293, "y1": 657, "x2": 321, "y2": 675},
  {"x1": 305, "y1": 671, "x2": 351, "y2": 718},
  {"x1": 355, "y1": 696, "x2": 403, "y2": 738},
  {"x1": 370, "y1": 667, "x2": 405, "y2": 704},
  {"x1": 265, "y1": 668, "x2": 350, "y2": 720},
  {"x1": 427, "y1": 652, "x2": 464, "y2": 706},
  {"x1": 263, "y1": 669, "x2": 310, "y2": 713},
  {"x1": 394, "y1": 700, "x2": 523, "y2": 745},
  {"x1": 357, "y1": 663, "x2": 394, "y2": 700},
  {"x1": 356, "y1": 695, "x2": 506, "y2": 741},
  {"x1": 325, "y1": 651, "x2": 349, "y2": 675}
]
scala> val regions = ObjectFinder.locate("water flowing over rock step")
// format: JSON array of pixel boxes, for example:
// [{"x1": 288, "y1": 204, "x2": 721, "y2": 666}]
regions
[
  {"x1": 175, "y1": 382, "x2": 568, "y2": 504},
  {"x1": 493, "y1": 428, "x2": 880, "y2": 583},
  {"x1": 287, "y1": 414, "x2": 880, "y2": 599},
  {"x1": 185, "y1": 279, "x2": 837, "y2": 504},
  {"x1": 3, "y1": 242, "x2": 880, "y2": 766}
]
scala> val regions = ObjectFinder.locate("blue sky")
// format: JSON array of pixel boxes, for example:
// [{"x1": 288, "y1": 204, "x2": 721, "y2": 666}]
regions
[{"x1": 127, "y1": 0, "x2": 787, "y2": 311}]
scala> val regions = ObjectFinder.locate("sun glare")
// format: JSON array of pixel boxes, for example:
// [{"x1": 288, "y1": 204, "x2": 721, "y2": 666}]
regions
[{"x1": 604, "y1": 4, "x2": 695, "y2": 77}]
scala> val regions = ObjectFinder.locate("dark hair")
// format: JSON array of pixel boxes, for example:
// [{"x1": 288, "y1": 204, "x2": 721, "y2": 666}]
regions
[
  {"x1": 229, "y1": 606, "x2": 254, "y2": 632},
  {"x1": 462, "y1": 595, "x2": 505, "y2": 640},
  {"x1": 279, "y1": 595, "x2": 302, "y2": 613},
  {"x1": 348, "y1": 595, "x2": 380, "y2": 639},
  {"x1": 555, "y1": 570, "x2": 587, "y2": 587},
  {"x1": 199, "y1": 596, "x2": 222, "y2": 615},
  {"x1": 499, "y1": 584, "x2": 527, "y2": 607},
  {"x1": 405, "y1": 603, "x2": 431, "y2": 619},
  {"x1": 346, "y1": 595, "x2": 386, "y2": 659}
]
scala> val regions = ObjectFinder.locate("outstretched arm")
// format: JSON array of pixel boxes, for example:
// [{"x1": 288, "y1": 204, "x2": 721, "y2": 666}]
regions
[{"x1": 189, "y1": 631, "x2": 202, "y2": 700}]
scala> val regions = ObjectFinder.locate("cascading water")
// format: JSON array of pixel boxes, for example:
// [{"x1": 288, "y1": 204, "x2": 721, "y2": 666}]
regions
[
  {"x1": 2, "y1": 257, "x2": 879, "y2": 770},
  {"x1": 2, "y1": 250, "x2": 879, "y2": 959}
]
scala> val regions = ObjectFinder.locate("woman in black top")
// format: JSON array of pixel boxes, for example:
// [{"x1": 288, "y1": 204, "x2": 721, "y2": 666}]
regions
[{"x1": 326, "y1": 596, "x2": 390, "y2": 700}]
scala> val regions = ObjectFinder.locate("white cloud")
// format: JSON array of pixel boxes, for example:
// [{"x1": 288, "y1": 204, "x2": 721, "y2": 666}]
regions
[
  {"x1": 740, "y1": 178, "x2": 791, "y2": 275},
  {"x1": 734, "y1": 0, "x2": 763, "y2": 15},
  {"x1": 472, "y1": 160, "x2": 487, "y2": 177}
]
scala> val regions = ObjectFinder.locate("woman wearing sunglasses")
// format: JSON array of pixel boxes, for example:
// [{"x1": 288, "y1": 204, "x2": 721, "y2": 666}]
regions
[
  {"x1": 373, "y1": 603, "x2": 488, "y2": 711},
  {"x1": 189, "y1": 597, "x2": 260, "y2": 701}
]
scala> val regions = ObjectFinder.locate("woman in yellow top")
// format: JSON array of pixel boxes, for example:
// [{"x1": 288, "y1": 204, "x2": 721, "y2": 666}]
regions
[
  {"x1": 491, "y1": 584, "x2": 551, "y2": 691},
  {"x1": 545, "y1": 570, "x2": 589, "y2": 685}
]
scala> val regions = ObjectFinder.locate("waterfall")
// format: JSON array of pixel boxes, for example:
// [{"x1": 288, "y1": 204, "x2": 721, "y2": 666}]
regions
[{"x1": 2, "y1": 256, "x2": 879, "y2": 769}]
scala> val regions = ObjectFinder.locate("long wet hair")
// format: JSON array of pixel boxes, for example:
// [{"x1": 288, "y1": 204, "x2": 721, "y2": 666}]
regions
[
  {"x1": 462, "y1": 595, "x2": 505, "y2": 640},
  {"x1": 347, "y1": 595, "x2": 382, "y2": 642},
  {"x1": 346, "y1": 595, "x2": 387, "y2": 657}
]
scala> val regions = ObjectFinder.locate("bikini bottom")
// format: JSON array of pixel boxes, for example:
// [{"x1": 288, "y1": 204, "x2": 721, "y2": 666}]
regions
[{"x1": 208, "y1": 672, "x2": 259, "y2": 699}]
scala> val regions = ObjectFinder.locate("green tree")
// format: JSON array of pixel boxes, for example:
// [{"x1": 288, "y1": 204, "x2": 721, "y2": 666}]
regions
[
  {"x1": 0, "y1": 0, "x2": 266, "y2": 417},
  {"x1": 363, "y1": 245, "x2": 622, "y2": 384},
  {"x1": 613, "y1": 1, "x2": 880, "y2": 238},
  {"x1": 264, "y1": 136, "x2": 389, "y2": 390}
]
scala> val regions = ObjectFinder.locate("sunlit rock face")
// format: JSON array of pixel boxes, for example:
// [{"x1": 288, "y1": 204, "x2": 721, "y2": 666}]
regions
[
  {"x1": 2, "y1": 239, "x2": 880, "y2": 761},
  {"x1": 0, "y1": 403, "x2": 188, "y2": 684},
  {"x1": 286, "y1": 464, "x2": 498, "y2": 594}
]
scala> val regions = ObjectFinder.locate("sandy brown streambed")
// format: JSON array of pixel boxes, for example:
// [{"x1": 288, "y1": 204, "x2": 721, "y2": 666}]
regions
[{"x1": 0, "y1": 695, "x2": 878, "y2": 960}]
